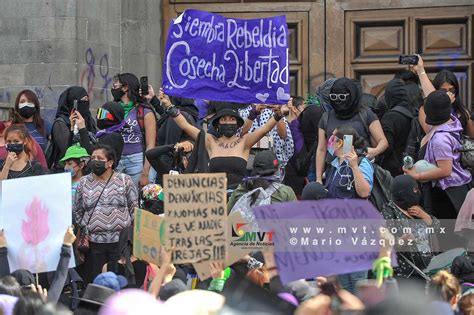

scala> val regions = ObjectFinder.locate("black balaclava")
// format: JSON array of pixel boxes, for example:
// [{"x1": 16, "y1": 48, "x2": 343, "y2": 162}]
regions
[
  {"x1": 56, "y1": 86, "x2": 96, "y2": 132},
  {"x1": 97, "y1": 101, "x2": 125, "y2": 130},
  {"x1": 384, "y1": 79, "x2": 410, "y2": 111},
  {"x1": 330, "y1": 78, "x2": 361, "y2": 119},
  {"x1": 301, "y1": 182, "x2": 328, "y2": 200},
  {"x1": 390, "y1": 175, "x2": 421, "y2": 210}
]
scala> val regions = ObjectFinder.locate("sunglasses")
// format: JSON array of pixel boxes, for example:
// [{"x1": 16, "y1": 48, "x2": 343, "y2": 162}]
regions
[
  {"x1": 97, "y1": 108, "x2": 114, "y2": 121},
  {"x1": 329, "y1": 93, "x2": 350, "y2": 102}
]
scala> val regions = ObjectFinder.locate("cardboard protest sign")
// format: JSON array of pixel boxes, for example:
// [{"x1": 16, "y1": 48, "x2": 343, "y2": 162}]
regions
[
  {"x1": 193, "y1": 212, "x2": 253, "y2": 280},
  {"x1": 164, "y1": 173, "x2": 227, "y2": 264},
  {"x1": 163, "y1": 9, "x2": 290, "y2": 104},
  {"x1": 0, "y1": 173, "x2": 75, "y2": 273},
  {"x1": 252, "y1": 199, "x2": 387, "y2": 283},
  {"x1": 133, "y1": 208, "x2": 164, "y2": 266}
]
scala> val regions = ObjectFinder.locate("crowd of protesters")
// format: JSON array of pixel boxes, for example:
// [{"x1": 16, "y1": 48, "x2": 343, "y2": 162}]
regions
[{"x1": 0, "y1": 55, "x2": 473, "y2": 315}]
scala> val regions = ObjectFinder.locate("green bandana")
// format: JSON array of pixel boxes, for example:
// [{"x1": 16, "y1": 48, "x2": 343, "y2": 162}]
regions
[
  {"x1": 121, "y1": 101, "x2": 135, "y2": 118},
  {"x1": 372, "y1": 257, "x2": 393, "y2": 287}
]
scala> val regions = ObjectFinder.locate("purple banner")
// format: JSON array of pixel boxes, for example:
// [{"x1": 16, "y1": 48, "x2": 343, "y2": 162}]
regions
[
  {"x1": 252, "y1": 200, "x2": 387, "y2": 284},
  {"x1": 163, "y1": 9, "x2": 290, "y2": 104}
]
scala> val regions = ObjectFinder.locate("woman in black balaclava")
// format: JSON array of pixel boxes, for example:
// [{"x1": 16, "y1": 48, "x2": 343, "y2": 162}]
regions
[
  {"x1": 75, "y1": 101, "x2": 126, "y2": 165},
  {"x1": 381, "y1": 175, "x2": 440, "y2": 279},
  {"x1": 315, "y1": 77, "x2": 388, "y2": 185},
  {"x1": 380, "y1": 79, "x2": 415, "y2": 176},
  {"x1": 48, "y1": 86, "x2": 97, "y2": 171}
]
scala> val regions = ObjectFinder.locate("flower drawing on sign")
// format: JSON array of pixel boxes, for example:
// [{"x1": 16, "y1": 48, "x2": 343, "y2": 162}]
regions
[{"x1": 21, "y1": 197, "x2": 50, "y2": 245}]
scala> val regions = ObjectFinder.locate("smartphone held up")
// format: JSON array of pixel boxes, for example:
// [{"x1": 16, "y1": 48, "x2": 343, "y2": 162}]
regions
[
  {"x1": 140, "y1": 76, "x2": 149, "y2": 96},
  {"x1": 398, "y1": 55, "x2": 419, "y2": 65}
]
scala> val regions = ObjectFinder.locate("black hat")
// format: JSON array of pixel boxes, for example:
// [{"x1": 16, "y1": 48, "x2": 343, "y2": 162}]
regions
[
  {"x1": 10, "y1": 270, "x2": 35, "y2": 286},
  {"x1": 159, "y1": 279, "x2": 187, "y2": 301},
  {"x1": 210, "y1": 108, "x2": 244, "y2": 128},
  {"x1": 252, "y1": 150, "x2": 279, "y2": 176},
  {"x1": 424, "y1": 90, "x2": 451, "y2": 126},
  {"x1": 301, "y1": 182, "x2": 328, "y2": 200},
  {"x1": 451, "y1": 256, "x2": 474, "y2": 283},
  {"x1": 72, "y1": 284, "x2": 115, "y2": 306}
]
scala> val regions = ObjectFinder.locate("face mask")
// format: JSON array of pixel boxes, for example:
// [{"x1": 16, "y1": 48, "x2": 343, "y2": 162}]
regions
[
  {"x1": 6, "y1": 143, "x2": 24, "y2": 154},
  {"x1": 111, "y1": 88, "x2": 125, "y2": 101},
  {"x1": 18, "y1": 103, "x2": 36, "y2": 118},
  {"x1": 217, "y1": 124, "x2": 238, "y2": 138},
  {"x1": 77, "y1": 100, "x2": 90, "y2": 118},
  {"x1": 89, "y1": 160, "x2": 107, "y2": 176},
  {"x1": 65, "y1": 167, "x2": 77, "y2": 177}
]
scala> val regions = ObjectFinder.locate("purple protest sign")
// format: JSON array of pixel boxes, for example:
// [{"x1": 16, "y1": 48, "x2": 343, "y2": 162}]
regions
[
  {"x1": 253, "y1": 199, "x2": 390, "y2": 284},
  {"x1": 163, "y1": 9, "x2": 290, "y2": 105}
]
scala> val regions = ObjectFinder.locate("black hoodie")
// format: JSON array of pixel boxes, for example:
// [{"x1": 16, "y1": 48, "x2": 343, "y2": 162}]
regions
[
  {"x1": 380, "y1": 80, "x2": 413, "y2": 176},
  {"x1": 49, "y1": 86, "x2": 97, "y2": 170}
]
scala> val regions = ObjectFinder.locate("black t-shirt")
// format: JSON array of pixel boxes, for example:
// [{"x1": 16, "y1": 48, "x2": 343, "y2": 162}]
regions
[
  {"x1": 0, "y1": 160, "x2": 45, "y2": 179},
  {"x1": 318, "y1": 109, "x2": 378, "y2": 143}
]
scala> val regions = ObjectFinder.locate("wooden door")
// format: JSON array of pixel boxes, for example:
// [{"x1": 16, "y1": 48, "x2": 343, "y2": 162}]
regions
[{"x1": 340, "y1": 3, "x2": 474, "y2": 107}]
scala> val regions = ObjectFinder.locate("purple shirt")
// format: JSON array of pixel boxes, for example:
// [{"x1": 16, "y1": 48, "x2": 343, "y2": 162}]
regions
[
  {"x1": 121, "y1": 107, "x2": 151, "y2": 156},
  {"x1": 425, "y1": 116, "x2": 472, "y2": 190}
]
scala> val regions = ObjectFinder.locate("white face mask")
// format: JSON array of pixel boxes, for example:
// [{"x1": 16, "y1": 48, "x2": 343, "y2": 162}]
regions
[{"x1": 19, "y1": 102, "x2": 35, "y2": 109}]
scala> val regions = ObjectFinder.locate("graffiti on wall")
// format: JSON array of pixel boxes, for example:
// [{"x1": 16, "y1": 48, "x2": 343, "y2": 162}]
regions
[{"x1": 79, "y1": 48, "x2": 113, "y2": 104}]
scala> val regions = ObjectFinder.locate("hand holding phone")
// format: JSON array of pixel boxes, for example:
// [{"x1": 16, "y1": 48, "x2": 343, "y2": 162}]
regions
[
  {"x1": 399, "y1": 55, "x2": 419, "y2": 65},
  {"x1": 140, "y1": 76, "x2": 149, "y2": 96}
]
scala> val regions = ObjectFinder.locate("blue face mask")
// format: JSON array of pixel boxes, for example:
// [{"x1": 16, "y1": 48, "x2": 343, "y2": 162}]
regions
[{"x1": 65, "y1": 167, "x2": 76, "y2": 177}]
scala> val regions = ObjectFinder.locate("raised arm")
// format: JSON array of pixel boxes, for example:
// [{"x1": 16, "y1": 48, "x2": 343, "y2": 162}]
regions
[
  {"x1": 413, "y1": 55, "x2": 435, "y2": 98},
  {"x1": 47, "y1": 227, "x2": 75, "y2": 303},
  {"x1": 0, "y1": 230, "x2": 10, "y2": 277},
  {"x1": 159, "y1": 89, "x2": 201, "y2": 141},
  {"x1": 244, "y1": 107, "x2": 282, "y2": 148},
  {"x1": 241, "y1": 105, "x2": 265, "y2": 136}
]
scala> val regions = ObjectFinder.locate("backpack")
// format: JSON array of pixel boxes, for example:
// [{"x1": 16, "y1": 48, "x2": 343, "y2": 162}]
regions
[
  {"x1": 456, "y1": 135, "x2": 474, "y2": 172},
  {"x1": 229, "y1": 183, "x2": 282, "y2": 231},
  {"x1": 404, "y1": 115, "x2": 425, "y2": 161},
  {"x1": 353, "y1": 156, "x2": 392, "y2": 212},
  {"x1": 369, "y1": 163, "x2": 394, "y2": 212},
  {"x1": 292, "y1": 142, "x2": 317, "y2": 177}
]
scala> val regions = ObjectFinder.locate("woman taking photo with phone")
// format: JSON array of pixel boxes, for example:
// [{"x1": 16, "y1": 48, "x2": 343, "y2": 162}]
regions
[
  {"x1": 413, "y1": 55, "x2": 474, "y2": 138},
  {"x1": 324, "y1": 125, "x2": 374, "y2": 199},
  {"x1": 48, "y1": 86, "x2": 97, "y2": 172}
]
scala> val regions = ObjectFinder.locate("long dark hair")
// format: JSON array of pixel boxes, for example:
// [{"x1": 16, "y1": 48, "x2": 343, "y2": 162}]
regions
[
  {"x1": 334, "y1": 125, "x2": 367, "y2": 154},
  {"x1": 114, "y1": 73, "x2": 145, "y2": 105},
  {"x1": 432, "y1": 70, "x2": 469, "y2": 127},
  {"x1": 13, "y1": 89, "x2": 46, "y2": 136}
]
